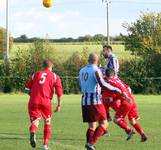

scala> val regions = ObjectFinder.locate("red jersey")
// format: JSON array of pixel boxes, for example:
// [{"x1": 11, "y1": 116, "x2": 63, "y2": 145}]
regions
[
  {"x1": 25, "y1": 68, "x2": 63, "y2": 104},
  {"x1": 102, "y1": 75, "x2": 134, "y2": 104}
]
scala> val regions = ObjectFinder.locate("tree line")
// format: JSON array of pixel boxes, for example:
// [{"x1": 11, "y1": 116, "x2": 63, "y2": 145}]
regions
[
  {"x1": 13, "y1": 34, "x2": 123, "y2": 43},
  {"x1": 0, "y1": 12, "x2": 161, "y2": 94}
]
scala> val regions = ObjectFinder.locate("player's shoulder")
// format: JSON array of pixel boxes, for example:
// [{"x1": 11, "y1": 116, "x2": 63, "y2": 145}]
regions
[
  {"x1": 110, "y1": 53, "x2": 118, "y2": 60},
  {"x1": 80, "y1": 64, "x2": 92, "y2": 73}
]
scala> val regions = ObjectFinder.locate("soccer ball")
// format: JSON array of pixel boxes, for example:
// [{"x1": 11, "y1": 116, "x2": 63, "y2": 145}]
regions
[{"x1": 43, "y1": 0, "x2": 53, "y2": 8}]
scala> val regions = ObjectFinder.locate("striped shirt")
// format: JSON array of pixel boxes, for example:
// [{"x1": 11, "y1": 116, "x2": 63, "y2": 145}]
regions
[
  {"x1": 106, "y1": 54, "x2": 119, "y2": 75},
  {"x1": 79, "y1": 64, "x2": 120, "y2": 106}
]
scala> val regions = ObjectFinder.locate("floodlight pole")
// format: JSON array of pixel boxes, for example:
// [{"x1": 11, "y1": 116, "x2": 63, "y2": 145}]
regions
[
  {"x1": 102, "y1": 0, "x2": 111, "y2": 45},
  {"x1": 6, "y1": 0, "x2": 9, "y2": 65}
]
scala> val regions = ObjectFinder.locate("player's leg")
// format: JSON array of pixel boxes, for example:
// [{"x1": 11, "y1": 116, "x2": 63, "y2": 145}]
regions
[
  {"x1": 128, "y1": 105, "x2": 147, "y2": 142},
  {"x1": 90, "y1": 103, "x2": 108, "y2": 145},
  {"x1": 41, "y1": 104, "x2": 52, "y2": 150},
  {"x1": 28, "y1": 103, "x2": 41, "y2": 148},
  {"x1": 42, "y1": 118, "x2": 51, "y2": 150},
  {"x1": 85, "y1": 122, "x2": 97, "y2": 150},
  {"x1": 129, "y1": 118, "x2": 147, "y2": 142},
  {"x1": 114, "y1": 102, "x2": 135, "y2": 140},
  {"x1": 103, "y1": 100, "x2": 112, "y2": 122},
  {"x1": 92, "y1": 119, "x2": 108, "y2": 144}
]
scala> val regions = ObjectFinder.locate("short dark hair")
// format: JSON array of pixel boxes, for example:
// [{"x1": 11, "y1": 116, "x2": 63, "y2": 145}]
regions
[
  {"x1": 43, "y1": 59, "x2": 54, "y2": 68},
  {"x1": 103, "y1": 45, "x2": 112, "y2": 51},
  {"x1": 105, "y1": 68, "x2": 114, "y2": 77}
]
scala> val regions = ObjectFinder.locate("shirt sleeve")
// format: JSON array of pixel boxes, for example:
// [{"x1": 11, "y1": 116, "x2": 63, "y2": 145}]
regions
[
  {"x1": 112, "y1": 57, "x2": 119, "y2": 74},
  {"x1": 115, "y1": 79, "x2": 127, "y2": 93},
  {"x1": 25, "y1": 74, "x2": 34, "y2": 91},
  {"x1": 95, "y1": 69, "x2": 119, "y2": 91},
  {"x1": 54, "y1": 75, "x2": 63, "y2": 97}
]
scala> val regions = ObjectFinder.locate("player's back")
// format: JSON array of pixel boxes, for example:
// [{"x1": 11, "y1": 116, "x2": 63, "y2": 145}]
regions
[
  {"x1": 109, "y1": 76, "x2": 135, "y2": 103},
  {"x1": 79, "y1": 64, "x2": 103, "y2": 106},
  {"x1": 30, "y1": 69, "x2": 56, "y2": 104},
  {"x1": 101, "y1": 76, "x2": 117, "y2": 99},
  {"x1": 79, "y1": 64, "x2": 100, "y2": 93}
]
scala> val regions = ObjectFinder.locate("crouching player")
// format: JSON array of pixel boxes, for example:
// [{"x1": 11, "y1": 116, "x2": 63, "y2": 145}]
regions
[
  {"x1": 25, "y1": 59, "x2": 63, "y2": 150},
  {"x1": 103, "y1": 68, "x2": 147, "y2": 142},
  {"x1": 79, "y1": 53, "x2": 122, "y2": 150}
]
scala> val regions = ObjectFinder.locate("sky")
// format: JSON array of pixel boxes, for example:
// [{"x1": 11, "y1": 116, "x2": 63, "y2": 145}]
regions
[{"x1": 0, "y1": 0, "x2": 161, "y2": 38}]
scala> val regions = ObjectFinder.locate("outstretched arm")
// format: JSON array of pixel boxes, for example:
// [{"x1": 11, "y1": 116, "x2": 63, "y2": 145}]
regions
[{"x1": 95, "y1": 69, "x2": 121, "y2": 94}]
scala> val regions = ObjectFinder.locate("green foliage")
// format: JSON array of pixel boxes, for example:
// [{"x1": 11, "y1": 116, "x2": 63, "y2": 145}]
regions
[
  {"x1": 123, "y1": 12, "x2": 161, "y2": 56},
  {"x1": 121, "y1": 12, "x2": 161, "y2": 94},
  {"x1": 0, "y1": 27, "x2": 13, "y2": 59},
  {"x1": 0, "y1": 40, "x2": 90, "y2": 93}
]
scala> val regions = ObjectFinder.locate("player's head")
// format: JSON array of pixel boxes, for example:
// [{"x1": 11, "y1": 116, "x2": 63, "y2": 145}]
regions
[
  {"x1": 105, "y1": 68, "x2": 115, "y2": 78},
  {"x1": 102, "y1": 45, "x2": 113, "y2": 58},
  {"x1": 43, "y1": 59, "x2": 54, "y2": 69},
  {"x1": 88, "y1": 53, "x2": 99, "y2": 65}
]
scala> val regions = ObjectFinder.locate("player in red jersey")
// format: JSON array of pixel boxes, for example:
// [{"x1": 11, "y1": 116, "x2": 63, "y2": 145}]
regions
[
  {"x1": 102, "y1": 70, "x2": 134, "y2": 140},
  {"x1": 103, "y1": 68, "x2": 147, "y2": 142},
  {"x1": 25, "y1": 59, "x2": 63, "y2": 150}
]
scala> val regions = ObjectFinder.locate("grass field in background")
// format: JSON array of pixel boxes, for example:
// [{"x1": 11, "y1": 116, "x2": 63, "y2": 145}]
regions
[
  {"x1": 11, "y1": 43, "x2": 132, "y2": 61},
  {"x1": 0, "y1": 94, "x2": 160, "y2": 150}
]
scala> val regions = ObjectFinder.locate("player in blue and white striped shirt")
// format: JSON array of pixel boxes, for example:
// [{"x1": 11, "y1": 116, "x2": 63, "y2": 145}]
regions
[
  {"x1": 79, "y1": 53, "x2": 121, "y2": 150},
  {"x1": 102, "y1": 45, "x2": 119, "y2": 76}
]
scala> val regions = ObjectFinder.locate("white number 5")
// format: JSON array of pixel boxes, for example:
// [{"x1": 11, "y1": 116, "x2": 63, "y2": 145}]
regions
[{"x1": 39, "y1": 73, "x2": 47, "y2": 84}]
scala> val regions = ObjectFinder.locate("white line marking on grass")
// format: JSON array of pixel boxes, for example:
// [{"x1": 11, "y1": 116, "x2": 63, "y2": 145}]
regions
[
  {"x1": 0, "y1": 134, "x2": 85, "y2": 150},
  {"x1": 50, "y1": 141, "x2": 85, "y2": 150}
]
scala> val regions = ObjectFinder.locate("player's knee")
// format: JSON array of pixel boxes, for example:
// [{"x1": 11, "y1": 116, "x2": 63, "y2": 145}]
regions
[
  {"x1": 44, "y1": 118, "x2": 51, "y2": 125},
  {"x1": 113, "y1": 117, "x2": 122, "y2": 124},
  {"x1": 31, "y1": 118, "x2": 40, "y2": 127},
  {"x1": 100, "y1": 120, "x2": 108, "y2": 129},
  {"x1": 129, "y1": 118, "x2": 136, "y2": 125}
]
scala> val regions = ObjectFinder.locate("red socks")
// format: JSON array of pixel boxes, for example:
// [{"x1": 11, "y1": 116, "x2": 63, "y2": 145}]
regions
[
  {"x1": 43, "y1": 124, "x2": 51, "y2": 146},
  {"x1": 29, "y1": 124, "x2": 37, "y2": 133},
  {"x1": 86, "y1": 129, "x2": 95, "y2": 144},
  {"x1": 132, "y1": 123, "x2": 145, "y2": 136},
  {"x1": 91, "y1": 125, "x2": 106, "y2": 145},
  {"x1": 116, "y1": 120, "x2": 132, "y2": 133}
]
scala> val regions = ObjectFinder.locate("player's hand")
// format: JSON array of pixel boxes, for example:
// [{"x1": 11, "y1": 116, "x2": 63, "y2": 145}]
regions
[
  {"x1": 113, "y1": 88, "x2": 122, "y2": 94},
  {"x1": 54, "y1": 105, "x2": 61, "y2": 113}
]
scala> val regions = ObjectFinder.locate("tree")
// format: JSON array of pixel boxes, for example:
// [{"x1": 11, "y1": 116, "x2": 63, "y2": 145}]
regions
[
  {"x1": 0, "y1": 27, "x2": 13, "y2": 59},
  {"x1": 93, "y1": 34, "x2": 105, "y2": 42},
  {"x1": 121, "y1": 12, "x2": 161, "y2": 94},
  {"x1": 123, "y1": 12, "x2": 161, "y2": 56}
]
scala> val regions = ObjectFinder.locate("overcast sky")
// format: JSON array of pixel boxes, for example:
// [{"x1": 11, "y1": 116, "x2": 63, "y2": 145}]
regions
[{"x1": 0, "y1": 0, "x2": 161, "y2": 38}]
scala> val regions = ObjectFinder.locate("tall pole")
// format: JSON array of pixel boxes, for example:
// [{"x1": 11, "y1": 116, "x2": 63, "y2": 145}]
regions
[
  {"x1": 6, "y1": 0, "x2": 9, "y2": 65},
  {"x1": 102, "y1": 0, "x2": 110, "y2": 45}
]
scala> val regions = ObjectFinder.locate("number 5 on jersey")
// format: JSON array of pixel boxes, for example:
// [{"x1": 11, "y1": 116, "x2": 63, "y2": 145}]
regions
[{"x1": 39, "y1": 73, "x2": 47, "y2": 84}]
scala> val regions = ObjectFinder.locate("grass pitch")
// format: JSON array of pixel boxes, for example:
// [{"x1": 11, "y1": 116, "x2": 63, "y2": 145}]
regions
[{"x1": 0, "y1": 94, "x2": 160, "y2": 150}]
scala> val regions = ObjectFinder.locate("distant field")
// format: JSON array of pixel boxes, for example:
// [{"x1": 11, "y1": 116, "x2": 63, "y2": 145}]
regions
[
  {"x1": 11, "y1": 43, "x2": 132, "y2": 61},
  {"x1": 0, "y1": 94, "x2": 160, "y2": 150}
]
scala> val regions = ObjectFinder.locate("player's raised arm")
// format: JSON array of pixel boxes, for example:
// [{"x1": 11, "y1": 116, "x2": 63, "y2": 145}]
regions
[{"x1": 54, "y1": 74, "x2": 63, "y2": 112}]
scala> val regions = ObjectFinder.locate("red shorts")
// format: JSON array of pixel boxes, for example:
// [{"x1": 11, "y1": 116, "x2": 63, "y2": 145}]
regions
[
  {"x1": 104, "y1": 98, "x2": 120, "y2": 112},
  {"x1": 115, "y1": 101, "x2": 132, "y2": 120},
  {"x1": 128, "y1": 102, "x2": 140, "y2": 121},
  {"x1": 28, "y1": 102, "x2": 52, "y2": 122},
  {"x1": 82, "y1": 104, "x2": 107, "y2": 123}
]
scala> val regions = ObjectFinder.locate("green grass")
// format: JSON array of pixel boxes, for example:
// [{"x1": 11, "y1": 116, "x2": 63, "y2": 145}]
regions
[
  {"x1": 0, "y1": 94, "x2": 160, "y2": 150},
  {"x1": 11, "y1": 43, "x2": 132, "y2": 60}
]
